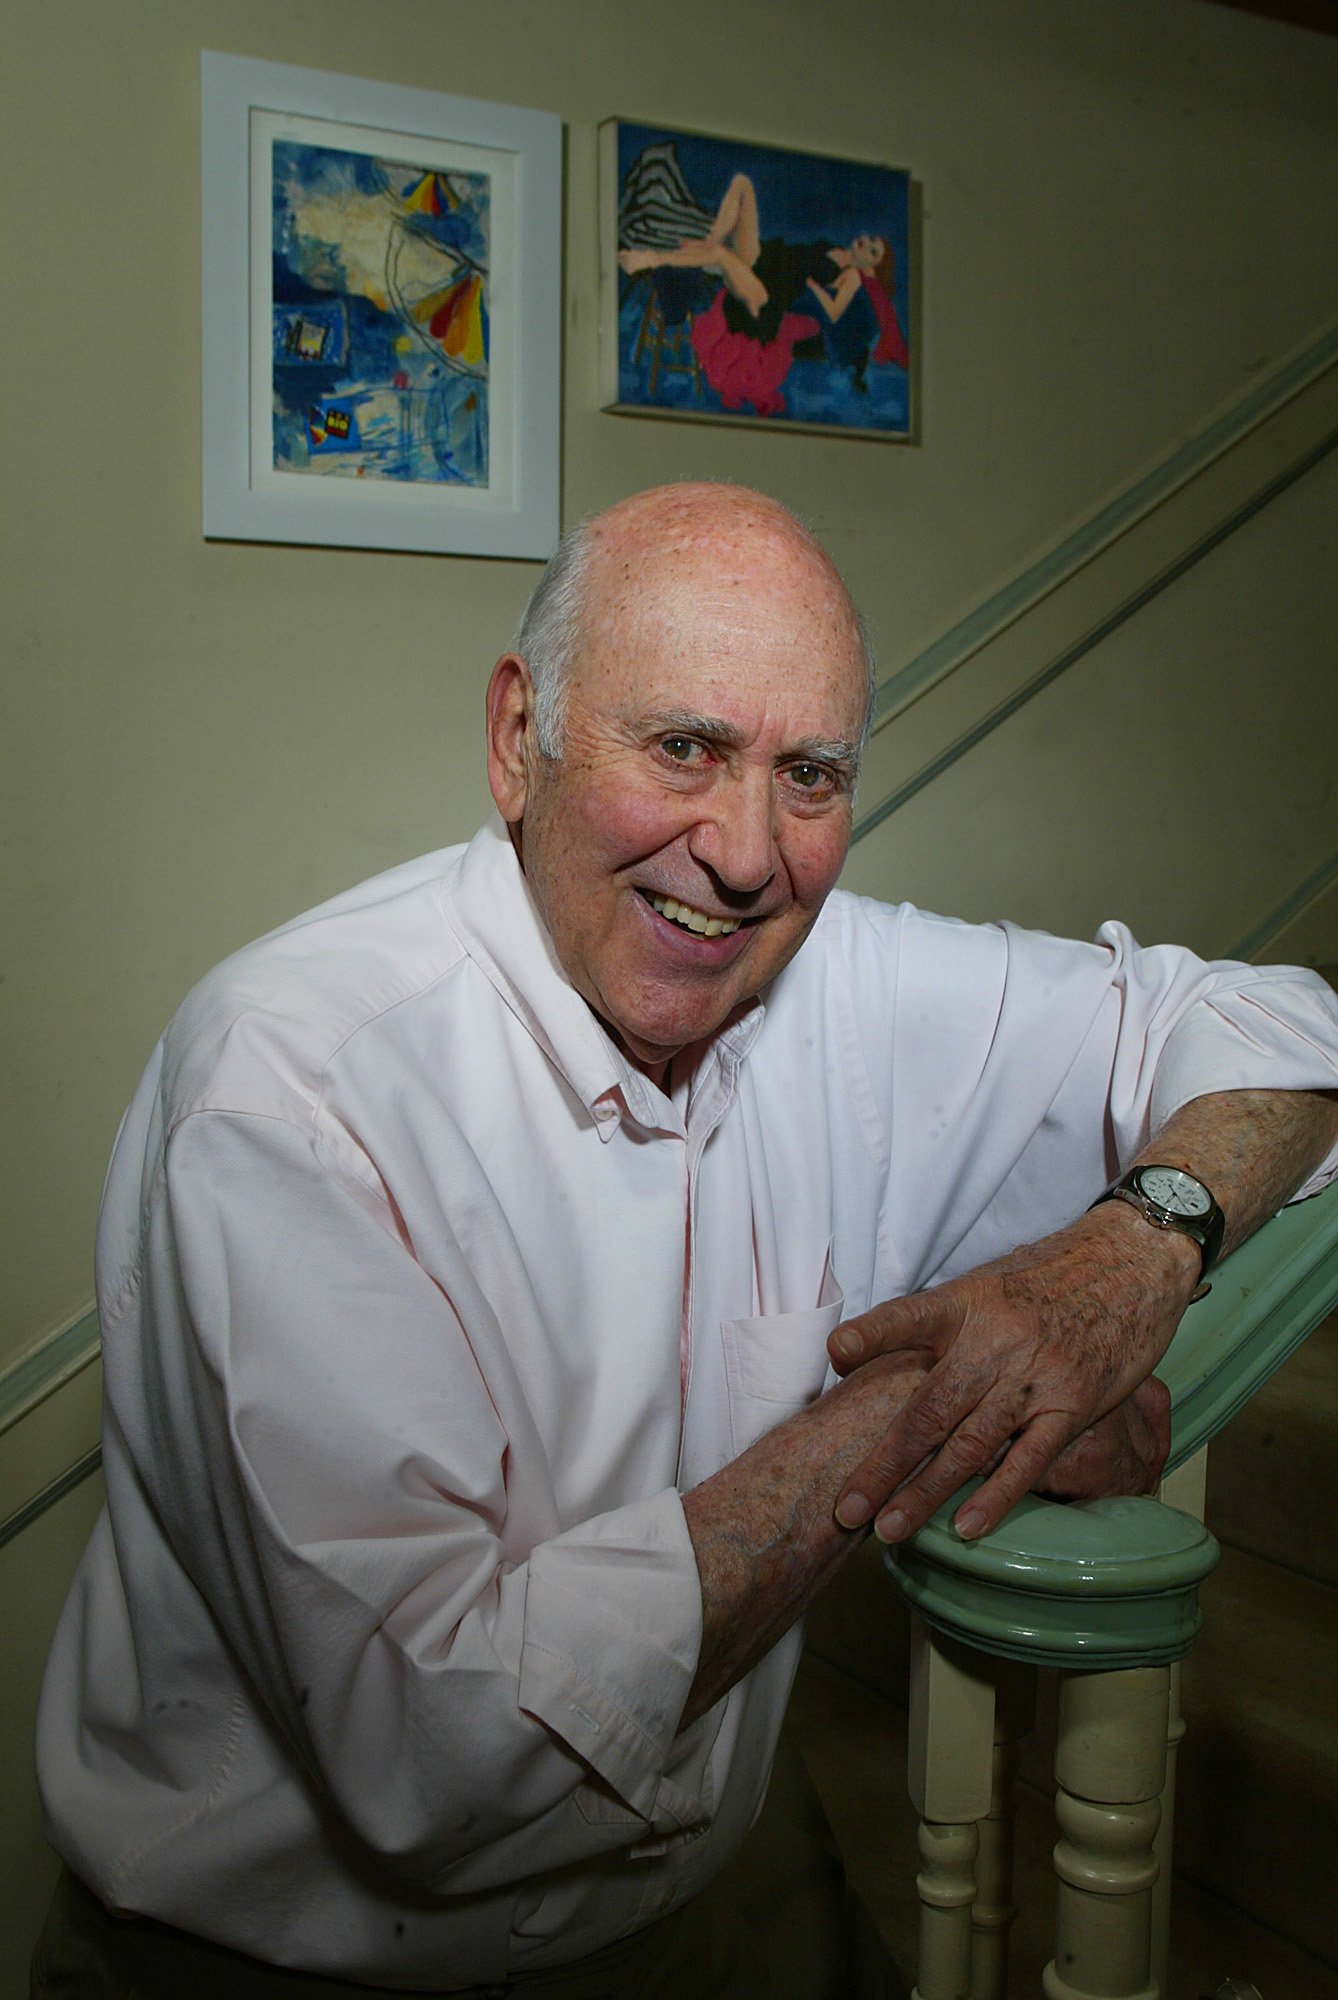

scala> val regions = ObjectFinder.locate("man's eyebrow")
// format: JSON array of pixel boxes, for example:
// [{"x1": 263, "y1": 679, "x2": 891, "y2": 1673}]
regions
[
  {"x1": 641, "y1": 712, "x2": 860, "y2": 767},
  {"x1": 641, "y1": 709, "x2": 747, "y2": 748},
  {"x1": 787, "y1": 736, "x2": 861, "y2": 768}
]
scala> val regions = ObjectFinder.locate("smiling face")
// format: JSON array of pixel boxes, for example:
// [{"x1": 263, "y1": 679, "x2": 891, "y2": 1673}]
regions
[
  {"x1": 487, "y1": 487, "x2": 870, "y2": 1081},
  {"x1": 849, "y1": 233, "x2": 886, "y2": 272}
]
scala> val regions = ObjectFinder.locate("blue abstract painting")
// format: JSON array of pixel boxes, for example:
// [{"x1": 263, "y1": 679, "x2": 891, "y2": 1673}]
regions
[
  {"x1": 271, "y1": 141, "x2": 490, "y2": 485},
  {"x1": 608, "y1": 123, "x2": 911, "y2": 437}
]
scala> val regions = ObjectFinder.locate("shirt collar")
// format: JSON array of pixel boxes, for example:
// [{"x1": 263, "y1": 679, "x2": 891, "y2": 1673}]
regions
[{"x1": 440, "y1": 816, "x2": 764, "y2": 1140}]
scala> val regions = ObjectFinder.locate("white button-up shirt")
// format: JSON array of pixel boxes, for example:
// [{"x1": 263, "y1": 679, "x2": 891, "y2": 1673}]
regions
[{"x1": 37, "y1": 818, "x2": 1338, "y2": 1986}]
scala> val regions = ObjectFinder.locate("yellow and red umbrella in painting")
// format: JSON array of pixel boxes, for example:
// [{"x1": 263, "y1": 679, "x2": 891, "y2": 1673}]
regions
[
  {"x1": 410, "y1": 272, "x2": 487, "y2": 368},
  {"x1": 402, "y1": 171, "x2": 460, "y2": 218},
  {"x1": 387, "y1": 169, "x2": 488, "y2": 379}
]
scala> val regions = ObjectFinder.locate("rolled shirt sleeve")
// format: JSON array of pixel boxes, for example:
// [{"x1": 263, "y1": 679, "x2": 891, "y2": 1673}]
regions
[
  {"x1": 841, "y1": 901, "x2": 1338, "y2": 1291},
  {"x1": 1122, "y1": 937, "x2": 1338, "y2": 1198},
  {"x1": 1082, "y1": 922, "x2": 1338, "y2": 1194}
]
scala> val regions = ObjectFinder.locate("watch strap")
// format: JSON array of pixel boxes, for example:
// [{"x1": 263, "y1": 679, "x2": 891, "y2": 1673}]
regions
[{"x1": 1091, "y1": 1166, "x2": 1225, "y2": 1293}]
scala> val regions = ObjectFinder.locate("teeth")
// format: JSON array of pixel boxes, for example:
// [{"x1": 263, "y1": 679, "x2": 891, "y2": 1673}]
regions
[{"x1": 650, "y1": 894, "x2": 740, "y2": 937}]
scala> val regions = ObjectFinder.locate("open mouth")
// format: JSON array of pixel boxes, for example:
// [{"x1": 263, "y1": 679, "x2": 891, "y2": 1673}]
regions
[{"x1": 642, "y1": 891, "x2": 742, "y2": 939}]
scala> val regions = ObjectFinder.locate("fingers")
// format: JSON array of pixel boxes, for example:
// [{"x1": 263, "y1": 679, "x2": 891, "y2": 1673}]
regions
[
  {"x1": 1132, "y1": 1374, "x2": 1172, "y2": 1489},
  {"x1": 832, "y1": 1375, "x2": 1165, "y2": 1543},
  {"x1": 828, "y1": 1214, "x2": 1187, "y2": 1546},
  {"x1": 1132, "y1": 1371, "x2": 1171, "y2": 1434},
  {"x1": 859, "y1": 1380, "x2": 1167, "y2": 1549},
  {"x1": 1036, "y1": 1375, "x2": 1172, "y2": 1503},
  {"x1": 834, "y1": 1360, "x2": 1016, "y2": 1537},
  {"x1": 950, "y1": 1413, "x2": 1075, "y2": 1539},
  {"x1": 828, "y1": 1287, "x2": 961, "y2": 1375},
  {"x1": 829, "y1": 1325, "x2": 1126, "y2": 1542}
]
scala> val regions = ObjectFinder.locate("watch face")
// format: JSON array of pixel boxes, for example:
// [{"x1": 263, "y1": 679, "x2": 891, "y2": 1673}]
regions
[{"x1": 1137, "y1": 1165, "x2": 1212, "y2": 1218}]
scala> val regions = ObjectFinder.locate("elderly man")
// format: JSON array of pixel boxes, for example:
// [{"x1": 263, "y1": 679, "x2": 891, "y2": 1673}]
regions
[{"x1": 35, "y1": 484, "x2": 1338, "y2": 1998}]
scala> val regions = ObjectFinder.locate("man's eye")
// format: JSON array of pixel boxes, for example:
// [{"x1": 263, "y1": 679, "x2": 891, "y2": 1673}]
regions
[
  {"x1": 787, "y1": 762, "x2": 831, "y2": 792},
  {"x1": 661, "y1": 736, "x2": 702, "y2": 763}
]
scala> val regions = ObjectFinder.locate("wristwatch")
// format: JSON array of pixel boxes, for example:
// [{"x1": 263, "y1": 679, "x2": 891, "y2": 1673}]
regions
[{"x1": 1091, "y1": 1164, "x2": 1225, "y2": 1300}]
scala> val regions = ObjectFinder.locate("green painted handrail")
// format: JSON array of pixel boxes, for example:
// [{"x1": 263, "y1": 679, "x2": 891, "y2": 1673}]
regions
[
  {"x1": 891, "y1": 1491, "x2": 1218, "y2": 1669},
  {"x1": 1161, "y1": 1178, "x2": 1338, "y2": 1469},
  {"x1": 886, "y1": 1178, "x2": 1338, "y2": 1669}
]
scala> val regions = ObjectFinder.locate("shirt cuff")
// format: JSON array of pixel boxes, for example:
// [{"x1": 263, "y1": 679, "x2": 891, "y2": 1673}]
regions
[{"x1": 518, "y1": 1488, "x2": 703, "y2": 1819}]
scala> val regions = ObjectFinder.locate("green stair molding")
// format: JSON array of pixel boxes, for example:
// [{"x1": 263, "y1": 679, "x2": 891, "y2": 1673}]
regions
[
  {"x1": 886, "y1": 1178, "x2": 1338, "y2": 1669},
  {"x1": 892, "y1": 1490, "x2": 1218, "y2": 1669},
  {"x1": 1160, "y1": 1177, "x2": 1338, "y2": 1470}
]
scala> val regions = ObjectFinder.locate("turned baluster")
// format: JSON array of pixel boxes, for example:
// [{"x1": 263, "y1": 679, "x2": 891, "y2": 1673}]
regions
[
  {"x1": 890, "y1": 1482, "x2": 1219, "y2": 2000},
  {"x1": 1043, "y1": 1664, "x2": 1169, "y2": 2000},
  {"x1": 970, "y1": 1661, "x2": 1035, "y2": 1999},
  {"x1": 914, "y1": 1819, "x2": 980, "y2": 2000},
  {"x1": 907, "y1": 1615, "x2": 996, "y2": 2000},
  {"x1": 1151, "y1": 1448, "x2": 1208, "y2": 1995}
]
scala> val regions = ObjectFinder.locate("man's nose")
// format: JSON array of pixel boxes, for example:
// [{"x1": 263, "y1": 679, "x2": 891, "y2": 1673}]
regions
[{"x1": 690, "y1": 771, "x2": 777, "y2": 896}]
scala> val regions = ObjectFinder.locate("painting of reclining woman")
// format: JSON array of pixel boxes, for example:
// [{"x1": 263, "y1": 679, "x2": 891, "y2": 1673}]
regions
[{"x1": 601, "y1": 122, "x2": 912, "y2": 437}]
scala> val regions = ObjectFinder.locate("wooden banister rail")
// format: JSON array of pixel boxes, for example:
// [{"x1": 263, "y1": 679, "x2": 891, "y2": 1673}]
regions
[{"x1": 884, "y1": 1177, "x2": 1338, "y2": 1998}]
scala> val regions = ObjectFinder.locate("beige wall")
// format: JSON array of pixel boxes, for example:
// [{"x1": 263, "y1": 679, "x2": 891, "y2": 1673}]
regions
[
  {"x1": 4, "y1": 0, "x2": 1338, "y2": 1372},
  {"x1": 842, "y1": 438, "x2": 1338, "y2": 953},
  {"x1": 4, "y1": 1, "x2": 1338, "y2": 1979}
]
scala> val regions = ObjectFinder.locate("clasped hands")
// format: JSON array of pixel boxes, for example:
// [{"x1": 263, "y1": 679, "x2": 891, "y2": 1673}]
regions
[{"x1": 826, "y1": 1203, "x2": 1201, "y2": 1545}]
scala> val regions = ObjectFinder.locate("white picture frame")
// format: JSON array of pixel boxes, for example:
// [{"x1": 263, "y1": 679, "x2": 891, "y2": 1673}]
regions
[{"x1": 201, "y1": 52, "x2": 561, "y2": 559}]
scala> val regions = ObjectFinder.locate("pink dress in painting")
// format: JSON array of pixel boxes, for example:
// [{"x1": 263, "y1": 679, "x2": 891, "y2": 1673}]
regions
[{"x1": 690, "y1": 290, "x2": 821, "y2": 419}]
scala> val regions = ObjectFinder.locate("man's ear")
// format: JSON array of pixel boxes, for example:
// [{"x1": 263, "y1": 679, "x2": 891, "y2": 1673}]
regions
[{"x1": 486, "y1": 654, "x2": 536, "y2": 823}]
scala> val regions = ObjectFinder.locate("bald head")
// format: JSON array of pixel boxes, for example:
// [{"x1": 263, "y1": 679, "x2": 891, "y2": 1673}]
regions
[
  {"x1": 487, "y1": 480, "x2": 873, "y2": 1075},
  {"x1": 515, "y1": 483, "x2": 875, "y2": 759}
]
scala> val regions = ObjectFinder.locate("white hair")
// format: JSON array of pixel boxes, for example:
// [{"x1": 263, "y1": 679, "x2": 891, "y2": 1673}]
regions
[
  {"x1": 512, "y1": 520, "x2": 597, "y2": 758},
  {"x1": 512, "y1": 498, "x2": 877, "y2": 761}
]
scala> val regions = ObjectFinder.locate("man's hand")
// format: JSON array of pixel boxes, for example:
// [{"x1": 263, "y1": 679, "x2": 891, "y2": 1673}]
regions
[
  {"x1": 683, "y1": 1092, "x2": 1336, "y2": 1727},
  {"x1": 827, "y1": 1203, "x2": 1197, "y2": 1543},
  {"x1": 1035, "y1": 1373, "x2": 1172, "y2": 1501},
  {"x1": 680, "y1": 1347, "x2": 932, "y2": 1727}
]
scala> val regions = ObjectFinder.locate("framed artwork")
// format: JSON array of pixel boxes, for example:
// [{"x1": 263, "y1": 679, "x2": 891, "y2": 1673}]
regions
[
  {"x1": 201, "y1": 53, "x2": 561, "y2": 559},
  {"x1": 600, "y1": 121, "x2": 913, "y2": 440}
]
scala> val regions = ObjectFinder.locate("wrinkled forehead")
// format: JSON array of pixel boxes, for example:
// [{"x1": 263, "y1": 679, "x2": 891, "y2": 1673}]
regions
[{"x1": 574, "y1": 500, "x2": 868, "y2": 724}]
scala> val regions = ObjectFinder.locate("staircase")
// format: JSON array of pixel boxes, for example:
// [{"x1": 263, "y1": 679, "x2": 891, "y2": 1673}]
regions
[
  {"x1": 796, "y1": 1308, "x2": 1338, "y2": 1996},
  {"x1": 1180, "y1": 1309, "x2": 1338, "y2": 1972}
]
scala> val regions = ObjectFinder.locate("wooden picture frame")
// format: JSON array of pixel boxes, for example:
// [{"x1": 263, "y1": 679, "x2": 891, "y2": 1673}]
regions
[{"x1": 600, "y1": 120, "x2": 914, "y2": 441}]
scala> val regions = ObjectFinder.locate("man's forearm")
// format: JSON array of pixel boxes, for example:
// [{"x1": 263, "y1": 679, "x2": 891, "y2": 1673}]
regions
[
  {"x1": 678, "y1": 1354, "x2": 922, "y2": 1729},
  {"x1": 1127, "y1": 1087, "x2": 1338, "y2": 1260},
  {"x1": 1063, "y1": 1086, "x2": 1338, "y2": 1365},
  {"x1": 828, "y1": 1085, "x2": 1338, "y2": 1545}
]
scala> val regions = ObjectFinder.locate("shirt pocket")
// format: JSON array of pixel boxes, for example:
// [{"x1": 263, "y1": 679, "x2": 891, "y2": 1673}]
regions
[{"x1": 720, "y1": 1283, "x2": 844, "y2": 1458}]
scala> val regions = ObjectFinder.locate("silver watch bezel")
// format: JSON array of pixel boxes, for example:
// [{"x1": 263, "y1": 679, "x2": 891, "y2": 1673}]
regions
[{"x1": 1091, "y1": 1163, "x2": 1226, "y2": 1293}]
